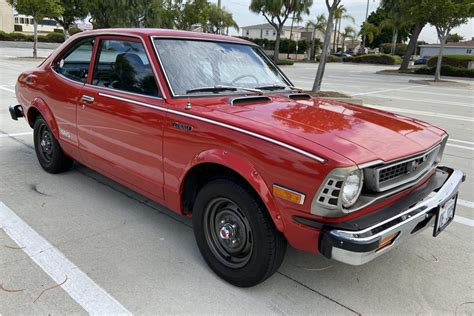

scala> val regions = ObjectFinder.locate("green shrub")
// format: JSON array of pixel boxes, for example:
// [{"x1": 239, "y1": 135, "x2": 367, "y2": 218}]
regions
[
  {"x1": 14, "y1": 24, "x2": 23, "y2": 32},
  {"x1": 380, "y1": 43, "x2": 408, "y2": 56},
  {"x1": 427, "y1": 54, "x2": 474, "y2": 69},
  {"x1": 69, "y1": 27, "x2": 82, "y2": 35},
  {"x1": 9, "y1": 32, "x2": 29, "y2": 41},
  {"x1": 315, "y1": 55, "x2": 342, "y2": 62},
  {"x1": 276, "y1": 60, "x2": 294, "y2": 66},
  {"x1": 0, "y1": 31, "x2": 12, "y2": 41},
  {"x1": 38, "y1": 32, "x2": 65, "y2": 43},
  {"x1": 414, "y1": 65, "x2": 474, "y2": 78},
  {"x1": 343, "y1": 54, "x2": 401, "y2": 65},
  {"x1": 239, "y1": 36, "x2": 310, "y2": 54}
]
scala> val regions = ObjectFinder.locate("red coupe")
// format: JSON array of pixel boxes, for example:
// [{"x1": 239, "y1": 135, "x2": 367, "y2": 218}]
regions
[{"x1": 10, "y1": 29, "x2": 464, "y2": 287}]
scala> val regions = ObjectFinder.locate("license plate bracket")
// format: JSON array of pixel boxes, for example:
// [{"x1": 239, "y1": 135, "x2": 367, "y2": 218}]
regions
[{"x1": 433, "y1": 194, "x2": 457, "y2": 237}]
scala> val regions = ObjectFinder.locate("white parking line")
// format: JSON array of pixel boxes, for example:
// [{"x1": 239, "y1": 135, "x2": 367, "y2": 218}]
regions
[
  {"x1": 0, "y1": 86, "x2": 15, "y2": 93},
  {"x1": 362, "y1": 94, "x2": 474, "y2": 108},
  {"x1": 450, "y1": 138, "x2": 474, "y2": 145},
  {"x1": 364, "y1": 104, "x2": 474, "y2": 122},
  {"x1": 454, "y1": 216, "x2": 474, "y2": 227},
  {"x1": 350, "y1": 86, "x2": 419, "y2": 96},
  {"x1": 0, "y1": 132, "x2": 33, "y2": 138},
  {"x1": 446, "y1": 143, "x2": 474, "y2": 151},
  {"x1": 458, "y1": 199, "x2": 474, "y2": 209},
  {"x1": 0, "y1": 202, "x2": 131, "y2": 315}
]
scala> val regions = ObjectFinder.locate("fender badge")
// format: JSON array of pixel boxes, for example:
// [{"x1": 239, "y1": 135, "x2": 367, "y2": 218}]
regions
[{"x1": 172, "y1": 122, "x2": 193, "y2": 132}]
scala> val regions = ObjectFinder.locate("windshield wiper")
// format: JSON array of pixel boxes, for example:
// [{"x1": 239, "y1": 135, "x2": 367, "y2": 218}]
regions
[
  {"x1": 255, "y1": 84, "x2": 303, "y2": 92},
  {"x1": 186, "y1": 85, "x2": 263, "y2": 95}
]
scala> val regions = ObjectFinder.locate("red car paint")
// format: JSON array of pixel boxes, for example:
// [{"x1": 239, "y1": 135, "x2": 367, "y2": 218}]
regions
[{"x1": 15, "y1": 29, "x2": 446, "y2": 254}]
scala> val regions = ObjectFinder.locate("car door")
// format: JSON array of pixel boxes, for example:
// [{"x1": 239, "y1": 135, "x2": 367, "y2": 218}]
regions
[
  {"x1": 77, "y1": 35, "x2": 166, "y2": 200},
  {"x1": 46, "y1": 37, "x2": 95, "y2": 156}
]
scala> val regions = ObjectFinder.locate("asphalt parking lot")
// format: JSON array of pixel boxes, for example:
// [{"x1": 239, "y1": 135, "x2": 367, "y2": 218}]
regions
[{"x1": 1, "y1": 43, "x2": 473, "y2": 315}]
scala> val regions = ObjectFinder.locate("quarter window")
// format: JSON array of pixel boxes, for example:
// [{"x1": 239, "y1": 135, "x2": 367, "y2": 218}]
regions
[
  {"x1": 53, "y1": 38, "x2": 94, "y2": 83},
  {"x1": 92, "y1": 39, "x2": 159, "y2": 97}
]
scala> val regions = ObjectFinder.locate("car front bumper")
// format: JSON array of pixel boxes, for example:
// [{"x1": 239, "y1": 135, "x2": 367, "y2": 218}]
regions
[{"x1": 318, "y1": 167, "x2": 464, "y2": 265}]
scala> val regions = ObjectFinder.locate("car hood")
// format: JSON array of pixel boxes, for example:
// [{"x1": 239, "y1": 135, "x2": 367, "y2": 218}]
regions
[{"x1": 198, "y1": 96, "x2": 445, "y2": 164}]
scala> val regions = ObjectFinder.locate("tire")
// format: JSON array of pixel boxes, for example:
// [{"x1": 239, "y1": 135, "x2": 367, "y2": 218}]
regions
[
  {"x1": 193, "y1": 178, "x2": 287, "y2": 287},
  {"x1": 33, "y1": 116, "x2": 73, "y2": 174}
]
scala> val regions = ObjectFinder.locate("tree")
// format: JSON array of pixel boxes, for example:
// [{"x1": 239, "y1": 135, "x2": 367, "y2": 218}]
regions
[
  {"x1": 447, "y1": 33, "x2": 464, "y2": 42},
  {"x1": 340, "y1": 25, "x2": 355, "y2": 52},
  {"x1": 380, "y1": 12, "x2": 409, "y2": 55},
  {"x1": 332, "y1": 5, "x2": 354, "y2": 52},
  {"x1": 7, "y1": 0, "x2": 63, "y2": 57},
  {"x1": 306, "y1": 14, "x2": 327, "y2": 60},
  {"x1": 381, "y1": 0, "x2": 426, "y2": 71},
  {"x1": 54, "y1": 0, "x2": 88, "y2": 39},
  {"x1": 312, "y1": 0, "x2": 340, "y2": 92},
  {"x1": 416, "y1": 0, "x2": 473, "y2": 81},
  {"x1": 88, "y1": 0, "x2": 125, "y2": 28},
  {"x1": 359, "y1": 21, "x2": 379, "y2": 45},
  {"x1": 250, "y1": 0, "x2": 313, "y2": 62},
  {"x1": 206, "y1": 3, "x2": 239, "y2": 34}
]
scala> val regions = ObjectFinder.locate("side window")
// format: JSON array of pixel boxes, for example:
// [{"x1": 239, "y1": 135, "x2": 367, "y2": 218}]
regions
[
  {"x1": 92, "y1": 39, "x2": 159, "y2": 97},
  {"x1": 54, "y1": 38, "x2": 94, "y2": 83}
]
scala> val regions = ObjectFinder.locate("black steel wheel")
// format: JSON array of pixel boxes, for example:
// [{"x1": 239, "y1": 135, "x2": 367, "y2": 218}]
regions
[
  {"x1": 33, "y1": 116, "x2": 73, "y2": 173},
  {"x1": 204, "y1": 197, "x2": 253, "y2": 269},
  {"x1": 193, "y1": 178, "x2": 287, "y2": 287}
]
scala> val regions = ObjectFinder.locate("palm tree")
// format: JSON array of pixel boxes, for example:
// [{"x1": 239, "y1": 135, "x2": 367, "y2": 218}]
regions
[
  {"x1": 359, "y1": 21, "x2": 379, "y2": 46},
  {"x1": 332, "y1": 5, "x2": 355, "y2": 53},
  {"x1": 379, "y1": 4, "x2": 408, "y2": 55},
  {"x1": 306, "y1": 14, "x2": 327, "y2": 60},
  {"x1": 340, "y1": 25, "x2": 356, "y2": 53}
]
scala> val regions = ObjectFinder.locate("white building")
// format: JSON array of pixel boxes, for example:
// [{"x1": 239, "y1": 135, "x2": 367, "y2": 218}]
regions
[
  {"x1": 241, "y1": 23, "x2": 306, "y2": 41},
  {"x1": 419, "y1": 40, "x2": 474, "y2": 57},
  {"x1": 14, "y1": 14, "x2": 61, "y2": 33}
]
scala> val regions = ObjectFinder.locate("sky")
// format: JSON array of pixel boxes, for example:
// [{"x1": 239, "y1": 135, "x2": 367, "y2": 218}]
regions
[{"x1": 210, "y1": 0, "x2": 474, "y2": 44}]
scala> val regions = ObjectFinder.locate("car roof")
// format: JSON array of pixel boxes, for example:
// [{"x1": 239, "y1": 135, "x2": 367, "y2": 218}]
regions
[{"x1": 74, "y1": 28, "x2": 254, "y2": 45}]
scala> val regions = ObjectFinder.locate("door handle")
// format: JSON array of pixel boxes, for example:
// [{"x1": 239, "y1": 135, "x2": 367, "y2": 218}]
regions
[{"x1": 81, "y1": 95, "x2": 94, "y2": 103}]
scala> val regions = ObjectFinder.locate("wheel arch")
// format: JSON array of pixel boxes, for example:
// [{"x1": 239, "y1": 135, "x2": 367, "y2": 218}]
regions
[
  {"x1": 27, "y1": 98, "x2": 59, "y2": 138},
  {"x1": 180, "y1": 149, "x2": 284, "y2": 232}
]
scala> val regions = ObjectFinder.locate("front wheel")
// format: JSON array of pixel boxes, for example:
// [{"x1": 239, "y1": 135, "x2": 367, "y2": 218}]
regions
[
  {"x1": 33, "y1": 116, "x2": 73, "y2": 173},
  {"x1": 193, "y1": 178, "x2": 286, "y2": 287}
]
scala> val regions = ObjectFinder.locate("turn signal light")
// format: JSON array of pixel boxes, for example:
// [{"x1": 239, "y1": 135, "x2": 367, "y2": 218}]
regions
[
  {"x1": 272, "y1": 185, "x2": 305, "y2": 205},
  {"x1": 377, "y1": 233, "x2": 399, "y2": 252}
]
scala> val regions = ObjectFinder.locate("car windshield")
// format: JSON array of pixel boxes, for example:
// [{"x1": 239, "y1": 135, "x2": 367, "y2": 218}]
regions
[{"x1": 153, "y1": 39, "x2": 290, "y2": 96}]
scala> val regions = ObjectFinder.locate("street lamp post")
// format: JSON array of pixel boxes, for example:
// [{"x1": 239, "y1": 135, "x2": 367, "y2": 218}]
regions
[{"x1": 361, "y1": 0, "x2": 370, "y2": 46}]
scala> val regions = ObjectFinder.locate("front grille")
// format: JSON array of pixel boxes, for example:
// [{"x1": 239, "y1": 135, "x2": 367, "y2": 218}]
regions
[
  {"x1": 364, "y1": 145, "x2": 441, "y2": 192},
  {"x1": 379, "y1": 163, "x2": 409, "y2": 183}
]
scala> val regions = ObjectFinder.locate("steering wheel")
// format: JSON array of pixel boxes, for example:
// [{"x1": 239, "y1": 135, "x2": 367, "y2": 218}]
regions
[{"x1": 231, "y1": 74, "x2": 259, "y2": 85}]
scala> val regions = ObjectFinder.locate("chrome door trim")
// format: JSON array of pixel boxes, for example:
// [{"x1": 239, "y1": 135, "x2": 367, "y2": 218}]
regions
[{"x1": 98, "y1": 92, "x2": 326, "y2": 163}]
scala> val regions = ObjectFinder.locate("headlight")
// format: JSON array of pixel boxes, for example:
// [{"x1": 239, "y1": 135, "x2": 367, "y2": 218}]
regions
[{"x1": 341, "y1": 169, "x2": 363, "y2": 208}]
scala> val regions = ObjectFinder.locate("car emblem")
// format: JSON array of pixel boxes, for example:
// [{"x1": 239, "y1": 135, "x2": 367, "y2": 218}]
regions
[{"x1": 407, "y1": 155, "x2": 426, "y2": 173}]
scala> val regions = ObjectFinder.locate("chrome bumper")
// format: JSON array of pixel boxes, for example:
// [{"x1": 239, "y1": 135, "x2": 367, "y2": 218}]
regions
[{"x1": 320, "y1": 168, "x2": 464, "y2": 265}]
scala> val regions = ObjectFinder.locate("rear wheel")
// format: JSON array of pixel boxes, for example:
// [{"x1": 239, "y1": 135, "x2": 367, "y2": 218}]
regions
[
  {"x1": 33, "y1": 117, "x2": 73, "y2": 173},
  {"x1": 193, "y1": 178, "x2": 286, "y2": 287}
]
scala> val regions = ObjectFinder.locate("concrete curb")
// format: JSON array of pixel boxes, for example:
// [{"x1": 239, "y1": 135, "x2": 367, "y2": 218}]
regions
[{"x1": 408, "y1": 79, "x2": 471, "y2": 87}]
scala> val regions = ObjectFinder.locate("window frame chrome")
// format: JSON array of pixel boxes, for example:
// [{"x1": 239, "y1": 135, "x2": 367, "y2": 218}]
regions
[{"x1": 50, "y1": 32, "x2": 167, "y2": 100}]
